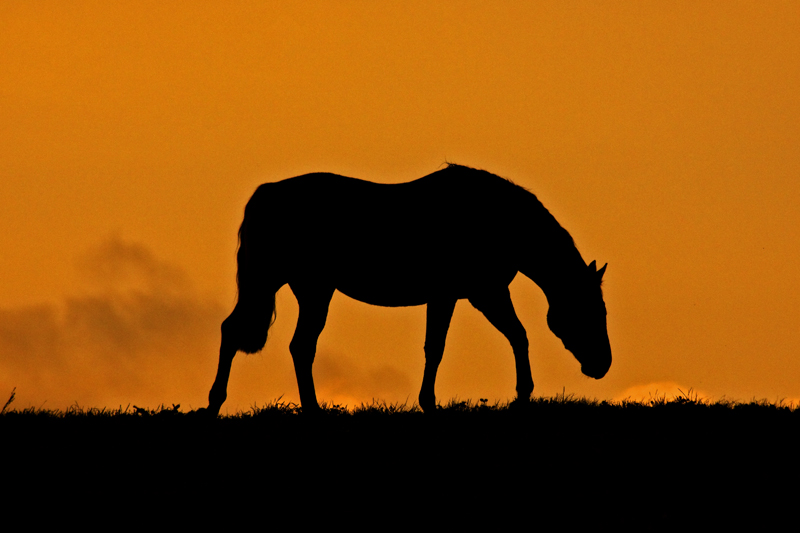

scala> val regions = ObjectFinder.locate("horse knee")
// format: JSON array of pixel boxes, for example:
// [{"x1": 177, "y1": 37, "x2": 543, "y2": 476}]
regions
[
  {"x1": 510, "y1": 331, "x2": 529, "y2": 355},
  {"x1": 289, "y1": 338, "x2": 318, "y2": 370},
  {"x1": 423, "y1": 339, "x2": 446, "y2": 363},
  {"x1": 289, "y1": 336, "x2": 310, "y2": 356}
]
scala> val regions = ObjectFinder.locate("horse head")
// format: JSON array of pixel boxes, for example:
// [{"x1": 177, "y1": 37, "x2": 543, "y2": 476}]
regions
[{"x1": 546, "y1": 260, "x2": 611, "y2": 379}]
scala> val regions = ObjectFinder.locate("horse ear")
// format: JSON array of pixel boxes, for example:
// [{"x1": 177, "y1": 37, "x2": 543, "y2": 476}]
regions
[
  {"x1": 588, "y1": 260, "x2": 597, "y2": 271},
  {"x1": 597, "y1": 263, "x2": 607, "y2": 280}
]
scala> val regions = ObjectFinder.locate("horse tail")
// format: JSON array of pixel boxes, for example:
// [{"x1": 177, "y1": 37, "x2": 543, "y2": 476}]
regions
[{"x1": 222, "y1": 189, "x2": 278, "y2": 354}]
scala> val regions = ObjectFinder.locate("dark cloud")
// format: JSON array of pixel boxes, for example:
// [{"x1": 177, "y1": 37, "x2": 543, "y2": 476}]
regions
[
  {"x1": 0, "y1": 235, "x2": 420, "y2": 410},
  {"x1": 76, "y1": 235, "x2": 190, "y2": 294},
  {"x1": 314, "y1": 349, "x2": 412, "y2": 405},
  {"x1": 0, "y1": 236, "x2": 226, "y2": 409}
]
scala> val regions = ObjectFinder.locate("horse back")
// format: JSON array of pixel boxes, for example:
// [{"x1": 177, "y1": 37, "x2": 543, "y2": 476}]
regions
[{"x1": 244, "y1": 165, "x2": 537, "y2": 305}]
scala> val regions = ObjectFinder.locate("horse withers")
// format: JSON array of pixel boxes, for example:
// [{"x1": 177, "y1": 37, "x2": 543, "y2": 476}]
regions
[{"x1": 201, "y1": 164, "x2": 611, "y2": 415}]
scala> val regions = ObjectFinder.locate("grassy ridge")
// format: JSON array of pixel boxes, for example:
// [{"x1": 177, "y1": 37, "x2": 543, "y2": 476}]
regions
[
  {"x1": 5, "y1": 390, "x2": 800, "y2": 457},
  {"x1": 5, "y1": 388, "x2": 800, "y2": 427},
  {"x1": 3, "y1": 391, "x2": 797, "y2": 526}
]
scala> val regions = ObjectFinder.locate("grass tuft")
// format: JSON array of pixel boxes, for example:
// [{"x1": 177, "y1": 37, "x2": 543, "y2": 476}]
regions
[{"x1": 1, "y1": 387, "x2": 15, "y2": 414}]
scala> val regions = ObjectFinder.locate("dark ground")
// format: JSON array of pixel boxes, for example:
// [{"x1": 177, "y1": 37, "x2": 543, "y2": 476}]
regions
[{"x1": 2, "y1": 395, "x2": 797, "y2": 528}]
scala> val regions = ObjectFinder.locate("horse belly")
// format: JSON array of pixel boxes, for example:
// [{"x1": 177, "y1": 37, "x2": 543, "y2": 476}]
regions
[
  {"x1": 333, "y1": 258, "x2": 444, "y2": 307},
  {"x1": 333, "y1": 250, "x2": 517, "y2": 307}
]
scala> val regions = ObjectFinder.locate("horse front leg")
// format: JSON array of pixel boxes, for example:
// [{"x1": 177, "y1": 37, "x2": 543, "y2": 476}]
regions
[
  {"x1": 207, "y1": 345, "x2": 236, "y2": 417},
  {"x1": 205, "y1": 314, "x2": 239, "y2": 417},
  {"x1": 468, "y1": 287, "x2": 533, "y2": 404},
  {"x1": 419, "y1": 299, "x2": 457, "y2": 413},
  {"x1": 289, "y1": 284, "x2": 334, "y2": 413}
]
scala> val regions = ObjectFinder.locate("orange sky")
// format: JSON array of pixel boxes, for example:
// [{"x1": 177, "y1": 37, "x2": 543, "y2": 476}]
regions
[{"x1": 2, "y1": 1, "x2": 799, "y2": 412}]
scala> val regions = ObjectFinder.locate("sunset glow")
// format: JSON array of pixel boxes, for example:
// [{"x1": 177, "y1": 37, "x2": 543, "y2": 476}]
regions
[{"x1": 2, "y1": 2, "x2": 798, "y2": 411}]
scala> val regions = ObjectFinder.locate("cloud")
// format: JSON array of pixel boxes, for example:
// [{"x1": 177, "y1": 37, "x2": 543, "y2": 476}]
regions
[
  {"x1": 313, "y1": 349, "x2": 413, "y2": 407},
  {"x1": 76, "y1": 234, "x2": 190, "y2": 294},
  {"x1": 0, "y1": 236, "x2": 226, "y2": 409}
]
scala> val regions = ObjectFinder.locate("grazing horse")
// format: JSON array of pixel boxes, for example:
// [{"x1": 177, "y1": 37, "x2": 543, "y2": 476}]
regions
[{"x1": 203, "y1": 164, "x2": 611, "y2": 415}]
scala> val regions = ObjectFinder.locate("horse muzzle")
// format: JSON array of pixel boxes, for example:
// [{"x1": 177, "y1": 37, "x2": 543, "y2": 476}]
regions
[
  {"x1": 582, "y1": 364, "x2": 609, "y2": 379},
  {"x1": 580, "y1": 352, "x2": 611, "y2": 379}
]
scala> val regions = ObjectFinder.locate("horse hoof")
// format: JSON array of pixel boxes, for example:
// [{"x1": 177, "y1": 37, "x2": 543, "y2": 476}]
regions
[
  {"x1": 300, "y1": 404, "x2": 322, "y2": 416},
  {"x1": 510, "y1": 397, "x2": 532, "y2": 411},
  {"x1": 188, "y1": 407, "x2": 219, "y2": 419},
  {"x1": 419, "y1": 402, "x2": 437, "y2": 414}
]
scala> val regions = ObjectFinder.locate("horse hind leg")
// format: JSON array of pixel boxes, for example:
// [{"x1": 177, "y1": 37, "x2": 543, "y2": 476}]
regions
[
  {"x1": 206, "y1": 289, "x2": 278, "y2": 417},
  {"x1": 468, "y1": 288, "x2": 533, "y2": 403},
  {"x1": 419, "y1": 299, "x2": 457, "y2": 413}
]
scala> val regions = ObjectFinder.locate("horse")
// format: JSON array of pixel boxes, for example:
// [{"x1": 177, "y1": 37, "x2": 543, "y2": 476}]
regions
[{"x1": 202, "y1": 163, "x2": 611, "y2": 416}]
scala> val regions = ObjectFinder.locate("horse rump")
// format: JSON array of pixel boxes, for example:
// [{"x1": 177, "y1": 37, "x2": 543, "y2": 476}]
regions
[{"x1": 222, "y1": 205, "x2": 277, "y2": 355}]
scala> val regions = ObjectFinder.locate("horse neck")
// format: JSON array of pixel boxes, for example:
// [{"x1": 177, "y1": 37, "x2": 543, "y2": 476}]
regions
[{"x1": 525, "y1": 240, "x2": 587, "y2": 305}]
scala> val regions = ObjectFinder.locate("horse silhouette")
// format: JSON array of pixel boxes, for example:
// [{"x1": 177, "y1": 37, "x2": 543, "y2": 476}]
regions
[{"x1": 202, "y1": 164, "x2": 611, "y2": 415}]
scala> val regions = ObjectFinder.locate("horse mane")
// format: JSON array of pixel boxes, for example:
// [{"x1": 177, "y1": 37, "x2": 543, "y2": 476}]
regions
[{"x1": 443, "y1": 162, "x2": 580, "y2": 257}]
